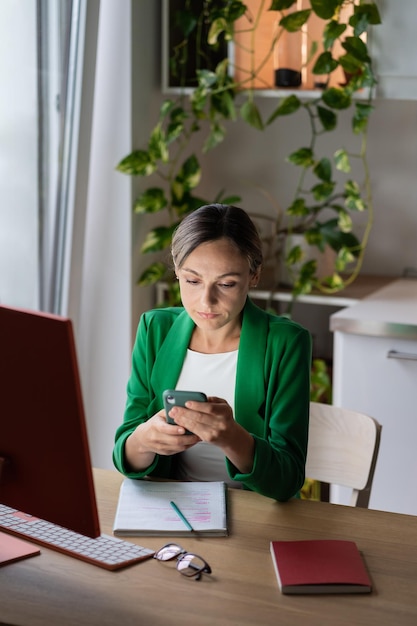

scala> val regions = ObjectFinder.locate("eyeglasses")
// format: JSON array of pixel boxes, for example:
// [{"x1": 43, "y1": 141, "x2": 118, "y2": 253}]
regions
[{"x1": 154, "y1": 543, "x2": 212, "y2": 580}]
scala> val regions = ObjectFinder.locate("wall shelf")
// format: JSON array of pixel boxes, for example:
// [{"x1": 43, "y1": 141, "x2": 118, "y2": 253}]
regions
[{"x1": 252, "y1": 275, "x2": 395, "y2": 308}]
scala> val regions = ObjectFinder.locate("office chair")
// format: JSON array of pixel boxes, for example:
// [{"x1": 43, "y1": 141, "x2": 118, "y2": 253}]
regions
[{"x1": 305, "y1": 402, "x2": 382, "y2": 508}]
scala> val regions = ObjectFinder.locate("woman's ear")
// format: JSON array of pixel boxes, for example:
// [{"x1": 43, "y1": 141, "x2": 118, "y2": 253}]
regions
[{"x1": 250, "y1": 268, "x2": 261, "y2": 288}]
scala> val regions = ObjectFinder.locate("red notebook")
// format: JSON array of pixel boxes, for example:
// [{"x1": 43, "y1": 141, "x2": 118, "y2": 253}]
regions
[
  {"x1": 270, "y1": 539, "x2": 372, "y2": 595},
  {"x1": 0, "y1": 531, "x2": 40, "y2": 567}
]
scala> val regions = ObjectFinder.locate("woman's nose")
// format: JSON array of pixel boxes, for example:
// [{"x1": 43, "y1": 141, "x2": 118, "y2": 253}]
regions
[{"x1": 201, "y1": 285, "x2": 217, "y2": 305}]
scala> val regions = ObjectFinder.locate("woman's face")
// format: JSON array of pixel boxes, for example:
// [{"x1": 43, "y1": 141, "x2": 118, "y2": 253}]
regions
[{"x1": 176, "y1": 238, "x2": 259, "y2": 334}]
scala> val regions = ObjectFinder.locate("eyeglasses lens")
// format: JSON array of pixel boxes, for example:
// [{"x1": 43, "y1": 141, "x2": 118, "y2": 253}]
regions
[
  {"x1": 155, "y1": 544, "x2": 183, "y2": 562},
  {"x1": 176, "y1": 553, "x2": 208, "y2": 577}
]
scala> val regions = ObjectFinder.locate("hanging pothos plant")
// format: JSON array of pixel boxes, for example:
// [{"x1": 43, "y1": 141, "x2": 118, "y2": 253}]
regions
[{"x1": 117, "y1": 0, "x2": 381, "y2": 305}]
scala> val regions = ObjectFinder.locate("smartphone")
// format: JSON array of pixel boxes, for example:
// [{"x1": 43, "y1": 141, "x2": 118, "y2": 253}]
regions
[{"x1": 163, "y1": 389, "x2": 207, "y2": 435}]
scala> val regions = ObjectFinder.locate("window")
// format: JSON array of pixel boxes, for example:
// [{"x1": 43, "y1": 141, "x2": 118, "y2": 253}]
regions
[{"x1": 0, "y1": 0, "x2": 87, "y2": 314}]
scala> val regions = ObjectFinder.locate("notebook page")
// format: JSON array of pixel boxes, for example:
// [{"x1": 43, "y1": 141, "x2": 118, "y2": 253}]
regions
[{"x1": 113, "y1": 479, "x2": 227, "y2": 536}]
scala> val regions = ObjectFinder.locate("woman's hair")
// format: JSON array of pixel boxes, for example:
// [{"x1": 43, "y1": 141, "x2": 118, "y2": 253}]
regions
[{"x1": 171, "y1": 204, "x2": 263, "y2": 275}]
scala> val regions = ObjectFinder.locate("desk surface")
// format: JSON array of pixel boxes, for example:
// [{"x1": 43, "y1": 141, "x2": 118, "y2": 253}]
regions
[{"x1": 1, "y1": 468, "x2": 417, "y2": 626}]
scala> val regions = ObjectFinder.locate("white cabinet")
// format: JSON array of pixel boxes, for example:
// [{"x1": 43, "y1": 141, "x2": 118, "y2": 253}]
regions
[{"x1": 331, "y1": 279, "x2": 417, "y2": 515}]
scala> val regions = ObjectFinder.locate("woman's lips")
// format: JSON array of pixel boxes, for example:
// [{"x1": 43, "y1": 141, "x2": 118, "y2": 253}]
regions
[{"x1": 198, "y1": 312, "x2": 219, "y2": 319}]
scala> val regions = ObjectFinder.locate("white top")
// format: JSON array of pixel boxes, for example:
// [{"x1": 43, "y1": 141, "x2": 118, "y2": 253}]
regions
[{"x1": 174, "y1": 349, "x2": 242, "y2": 488}]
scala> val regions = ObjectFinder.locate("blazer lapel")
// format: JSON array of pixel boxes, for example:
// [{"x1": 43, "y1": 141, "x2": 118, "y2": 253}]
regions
[
  {"x1": 151, "y1": 310, "x2": 195, "y2": 397},
  {"x1": 235, "y1": 299, "x2": 268, "y2": 433}
]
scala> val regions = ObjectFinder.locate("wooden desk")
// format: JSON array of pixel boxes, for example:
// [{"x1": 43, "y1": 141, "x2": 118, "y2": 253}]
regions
[{"x1": 1, "y1": 468, "x2": 416, "y2": 626}]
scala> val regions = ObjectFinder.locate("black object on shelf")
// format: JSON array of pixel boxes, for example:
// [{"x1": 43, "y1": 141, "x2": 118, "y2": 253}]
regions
[{"x1": 274, "y1": 68, "x2": 301, "y2": 88}]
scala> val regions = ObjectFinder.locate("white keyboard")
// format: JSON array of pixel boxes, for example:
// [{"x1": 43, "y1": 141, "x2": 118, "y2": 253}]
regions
[{"x1": 0, "y1": 503, "x2": 155, "y2": 570}]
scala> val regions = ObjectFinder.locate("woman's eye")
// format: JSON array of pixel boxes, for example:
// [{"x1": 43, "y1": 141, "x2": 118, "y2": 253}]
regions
[
  {"x1": 219, "y1": 283, "x2": 236, "y2": 289},
  {"x1": 185, "y1": 279, "x2": 199, "y2": 285}
]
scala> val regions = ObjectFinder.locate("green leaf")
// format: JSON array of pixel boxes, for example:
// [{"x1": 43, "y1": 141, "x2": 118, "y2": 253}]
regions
[
  {"x1": 176, "y1": 155, "x2": 201, "y2": 192},
  {"x1": 334, "y1": 149, "x2": 350, "y2": 173},
  {"x1": 322, "y1": 87, "x2": 351, "y2": 110},
  {"x1": 350, "y1": 4, "x2": 381, "y2": 37},
  {"x1": 223, "y1": 1, "x2": 247, "y2": 23},
  {"x1": 174, "y1": 193, "x2": 208, "y2": 217},
  {"x1": 218, "y1": 194, "x2": 242, "y2": 205},
  {"x1": 280, "y1": 9, "x2": 311, "y2": 32},
  {"x1": 286, "y1": 198, "x2": 309, "y2": 216},
  {"x1": 175, "y1": 8, "x2": 197, "y2": 38},
  {"x1": 310, "y1": 0, "x2": 343, "y2": 20},
  {"x1": 215, "y1": 58, "x2": 232, "y2": 83},
  {"x1": 269, "y1": 0, "x2": 296, "y2": 10},
  {"x1": 137, "y1": 262, "x2": 167, "y2": 286},
  {"x1": 203, "y1": 123, "x2": 226, "y2": 152},
  {"x1": 240, "y1": 100, "x2": 264, "y2": 130},
  {"x1": 345, "y1": 180, "x2": 360, "y2": 196},
  {"x1": 344, "y1": 181, "x2": 367, "y2": 212},
  {"x1": 208, "y1": 17, "x2": 230, "y2": 44},
  {"x1": 312, "y1": 181, "x2": 335, "y2": 201},
  {"x1": 286, "y1": 244, "x2": 304, "y2": 265},
  {"x1": 304, "y1": 228, "x2": 323, "y2": 248},
  {"x1": 305, "y1": 40, "x2": 319, "y2": 66},
  {"x1": 166, "y1": 120, "x2": 184, "y2": 144},
  {"x1": 140, "y1": 225, "x2": 177, "y2": 254},
  {"x1": 352, "y1": 102, "x2": 373, "y2": 134},
  {"x1": 133, "y1": 188, "x2": 167, "y2": 214},
  {"x1": 312, "y1": 51, "x2": 338, "y2": 76},
  {"x1": 287, "y1": 147, "x2": 314, "y2": 167},
  {"x1": 336, "y1": 247, "x2": 355, "y2": 269},
  {"x1": 337, "y1": 211, "x2": 353, "y2": 233},
  {"x1": 341, "y1": 37, "x2": 370, "y2": 63},
  {"x1": 338, "y1": 53, "x2": 362, "y2": 74},
  {"x1": 149, "y1": 124, "x2": 169, "y2": 162},
  {"x1": 352, "y1": 115, "x2": 368, "y2": 134},
  {"x1": 323, "y1": 272, "x2": 345, "y2": 289},
  {"x1": 116, "y1": 150, "x2": 156, "y2": 176},
  {"x1": 323, "y1": 21, "x2": 346, "y2": 50},
  {"x1": 318, "y1": 218, "x2": 360, "y2": 253},
  {"x1": 293, "y1": 259, "x2": 317, "y2": 295},
  {"x1": 355, "y1": 102, "x2": 373, "y2": 119},
  {"x1": 313, "y1": 157, "x2": 332, "y2": 182},
  {"x1": 267, "y1": 95, "x2": 301, "y2": 125},
  {"x1": 190, "y1": 87, "x2": 208, "y2": 113},
  {"x1": 310, "y1": 358, "x2": 332, "y2": 403},
  {"x1": 211, "y1": 90, "x2": 236, "y2": 120},
  {"x1": 159, "y1": 99, "x2": 175, "y2": 120},
  {"x1": 166, "y1": 118, "x2": 185, "y2": 144},
  {"x1": 317, "y1": 105, "x2": 337, "y2": 131},
  {"x1": 170, "y1": 106, "x2": 188, "y2": 124},
  {"x1": 197, "y1": 69, "x2": 218, "y2": 89},
  {"x1": 345, "y1": 195, "x2": 366, "y2": 212}
]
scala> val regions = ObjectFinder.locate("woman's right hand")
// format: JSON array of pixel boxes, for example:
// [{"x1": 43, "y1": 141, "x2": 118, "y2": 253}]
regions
[{"x1": 124, "y1": 410, "x2": 200, "y2": 472}]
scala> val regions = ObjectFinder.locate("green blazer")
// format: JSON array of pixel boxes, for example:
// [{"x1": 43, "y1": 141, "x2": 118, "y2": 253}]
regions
[{"x1": 112, "y1": 298, "x2": 312, "y2": 501}]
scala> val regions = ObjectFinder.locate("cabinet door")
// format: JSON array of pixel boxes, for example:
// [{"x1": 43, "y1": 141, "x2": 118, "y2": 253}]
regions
[{"x1": 332, "y1": 331, "x2": 417, "y2": 515}]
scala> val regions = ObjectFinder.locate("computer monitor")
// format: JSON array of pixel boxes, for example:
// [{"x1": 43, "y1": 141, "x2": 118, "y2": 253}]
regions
[{"x1": 0, "y1": 304, "x2": 100, "y2": 538}]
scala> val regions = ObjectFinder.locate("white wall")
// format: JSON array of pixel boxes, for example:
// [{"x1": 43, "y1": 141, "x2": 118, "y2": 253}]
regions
[
  {"x1": 79, "y1": 0, "x2": 162, "y2": 469},
  {"x1": 78, "y1": 0, "x2": 133, "y2": 469}
]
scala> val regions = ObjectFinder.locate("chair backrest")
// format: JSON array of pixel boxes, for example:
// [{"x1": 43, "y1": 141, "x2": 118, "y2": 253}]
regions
[{"x1": 305, "y1": 402, "x2": 382, "y2": 508}]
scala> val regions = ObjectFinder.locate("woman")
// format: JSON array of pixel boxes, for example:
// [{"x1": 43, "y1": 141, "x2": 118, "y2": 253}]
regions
[{"x1": 113, "y1": 204, "x2": 311, "y2": 501}]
